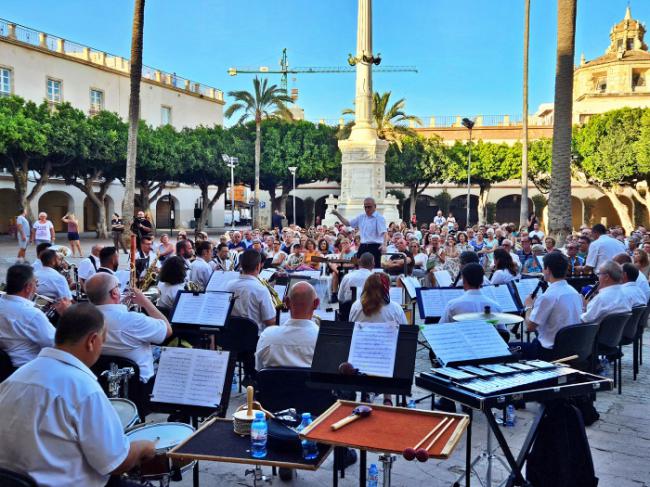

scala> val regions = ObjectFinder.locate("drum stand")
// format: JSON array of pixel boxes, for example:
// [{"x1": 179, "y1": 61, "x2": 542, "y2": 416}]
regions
[
  {"x1": 243, "y1": 465, "x2": 272, "y2": 486},
  {"x1": 379, "y1": 453, "x2": 396, "y2": 487}
]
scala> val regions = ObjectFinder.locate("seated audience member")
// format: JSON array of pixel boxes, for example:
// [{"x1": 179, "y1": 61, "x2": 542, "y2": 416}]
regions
[
  {"x1": 255, "y1": 282, "x2": 320, "y2": 370},
  {"x1": 157, "y1": 256, "x2": 188, "y2": 310},
  {"x1": 350, "y1": 273, "x2": 407, "y2": 324},
  {"x1": 31, "y1": 242, "x2": 52, "y2": 272},
  {"x1": 0, "y1": 265, "x2": 69, "y2": 367},
  {"x1": 500, "y1": 239, "x2": 521, "y2": 272},
  {"x1": 519, "y1": 252, "x2": 582, "y2": 359},
  {"x1": 0, "y1": 304, "x2": 156, "y2": 487},
  {"x1": 581, "y1": 261, "x2": 631, "y2": 323},
  {"x1": 77, "y1": 244, "x2": 102, "y2": 289},
  {"x1": 189, "y1": 240, "x2": 213, "y2": 290},
  {"x1": 633, "y1": 248, "x2": 650, "y2": 279},
  {"x1": 383, "y1": 238, "x2": 414, "y2": 276},
  {"x1": 522, "y1": 244, "x2": 544, "y2": 274},
  {"x1": 85, "y1": 273, "x2": 172, "y2": 384},
  {"x1": 441, "y1": 263, "x2": 502, "y2": 325},
  {"x1": 409, "y1": 241, "x2": 428, "y2": 277},
  {"x1": 566, "y1": 241, "x2": 584, "y2": 276},
  {"x1": 228, "y1": 231, "x2": 247, "y2": 252},
  {"x1": 35, "y1": 249, "x2": 73, "y2": 301},
  {"x1": 338, "y1": 252, "x2": 374, "y2": 303},
  {"x1": 268, "y1": 239, "x2": 288, "y2": 267},
  {"x1": 621, "y1": 263, "x2": 646, "y2": 307},
  {"x1": 285, "y1": 243, "x2": 305, "y2": 271},
  {"x1": 490, "y1": 248, "x2": 518, "y2": 285}
]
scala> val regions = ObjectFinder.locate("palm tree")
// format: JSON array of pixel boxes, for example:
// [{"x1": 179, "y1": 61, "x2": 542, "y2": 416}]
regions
[
  {"x1": 548, "y1": 0, "x2": 577, "y2": 244},
  {"x1": 225, "y1": 77, "x2": 293, "y2": 228},
  {"x1": 519, "y1": 0, "x2": 531, "y2": 229},
  {"x1": 340, "y1": 91, "x2": 422, "y2": 148},
  {"x1": 122, "y1": 0, "x2": 145, "y2": 242}
]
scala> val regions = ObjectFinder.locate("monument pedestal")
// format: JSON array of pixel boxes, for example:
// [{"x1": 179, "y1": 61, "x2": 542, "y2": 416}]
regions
[{"x1": 322, "y1": 136, "x2": 401, "y2": 226}]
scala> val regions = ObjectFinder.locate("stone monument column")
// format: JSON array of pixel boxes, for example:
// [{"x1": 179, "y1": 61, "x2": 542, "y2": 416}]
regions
[{"x1": 323, "y1": 0, "x2": 401, "y2": 226}]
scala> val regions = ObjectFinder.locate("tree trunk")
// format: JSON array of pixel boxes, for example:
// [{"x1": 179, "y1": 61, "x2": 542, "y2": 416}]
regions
[
  {"x1": 603, "y1": 188, "x2": 634, "y2": 234},
  {"x1": 631, "y1": 185, "x2": 650, "y2": 224},
  {"x1": 478, "y1": 185, "x2": 490, "y2": 225},
  {"x1": 13, "y1": 160, "x2": 50, "y2": 220},
  {"x1": 520, "y1": 0, "x2": 531, "y2": 229},
  {"x1": 197, "y1": 183, "x2": 226, "y2": 232},
  {"x1": 253, "y1": 115, "x2": 262, "y2": 228},
  {"x1": 70, "y1": 178, "x2": 110, "y2": 239},
  {"x1": 122, "y1": 0, "x2": 146, "y2": 241},
  {"x1": 547, "y1": 0, "x2": 576, "y2": 246},
  {"x1": 409, "y1": 185, "x2": 417, "y2": 220}
]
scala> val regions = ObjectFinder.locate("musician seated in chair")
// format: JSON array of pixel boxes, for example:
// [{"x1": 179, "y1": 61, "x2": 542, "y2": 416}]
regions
[
  {"x1": 0, "y1": 304, "x2": 156, "y2": 487},
  {"x1": 0, "y1": 265, "x2": 69, "y2": 367},
  {"x1": 189, "y1": 240, "x2": 213, "y2": 290},
  {"x1": 31, "y1": 242, "x2": 52, "y2": 272},
  {"x1": 517, "y1": 252, "x2": 582, "y2": 360},
  {"x1": 338, "y1": 252, "x2": 374, "y2": 303},
  {"x1": 212, "y1": 243, "x2": 237, "y2": 271},
  {"x1": 35, "y1": 249, "x2": 74, "y2": 302},
  {"x1": 350, "y1": 273, "x2": 407, "y2": 324},
  {"x1": 255, "y1": 281, "x2": 320, "y2": 370},
  {"x1": 78, "y1": 244, "x2": 103, "y2": 290},
  {"x1": 581, "y1": 261, "x2": 631, "y2": 323},
  {"x1": 132, "y1": 236, "x2": 159, "y2": 279},
  {"x1": 85, "y1": 273, "x2": 172, "y2": 386},
  {"x1": 613, "y1": 252, "x2": 650, "y2": 301},
  {"x1": 620, "y1": 263, "x2": 646, "y2": 307}
]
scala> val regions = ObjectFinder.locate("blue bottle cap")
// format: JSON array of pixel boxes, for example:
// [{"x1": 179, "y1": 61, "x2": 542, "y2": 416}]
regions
[
  {"x1": 302, "y1": 412, "x2": 311, "y2": 419},
  {"x1": 255, "y1": 411, "x2": 264, "y2": 419}
]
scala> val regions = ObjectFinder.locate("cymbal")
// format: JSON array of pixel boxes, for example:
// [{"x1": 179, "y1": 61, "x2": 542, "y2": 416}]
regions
[{"x1": 453, "y1": 312, "x2": 524, "y2": 324}]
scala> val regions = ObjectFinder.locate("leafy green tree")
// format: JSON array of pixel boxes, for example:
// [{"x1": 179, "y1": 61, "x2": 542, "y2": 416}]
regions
[
  {"x1": 340, "y1": 91, "x2": 422, "y2": 147},
  {"x1": 225, "y1": 77, "x2": 293, "y2": 227},
  {"x1": 528, "y1": 138, "x2": 553, "y2": 194},
  {"x1": 385, "y1": 134, "x2": 447, "y2": 217}
]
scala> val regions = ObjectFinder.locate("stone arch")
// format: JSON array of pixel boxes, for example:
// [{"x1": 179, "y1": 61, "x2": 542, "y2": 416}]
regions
[
  {"x1": 83, "y1": 194, "x2": 113, "y2": 232},
  {"x1": 315, "y1": 196, "x2": 328, "y2": 225},
  {"x1": 495, "y1": 195, "x2": 534, "y2": 225},
  {"x1": 449, "y1": 195, "x2": 479, "y2": 228},
  {"x1": 0, "y1": 189, "x2": 21, "y2": 234},
  {"x1": 400, "y1": 194, "x2": 438, "y2": 225},
  {"x1": 38, "y1": 191, "x2": 74, "y2": 232},
  {"x1": 592, "y1": 195, "x2": 634, "y2": 228},
  {"x1": 155, "y1": 194, "x2": 180, "y2": 229},
  {"x1": 285, "y1": 196, "x2": 305, "y2": 227}
]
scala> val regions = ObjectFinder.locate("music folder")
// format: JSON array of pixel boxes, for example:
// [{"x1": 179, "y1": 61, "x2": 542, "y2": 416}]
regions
[
  {"x1": 170, "y1": 290, "x2": 234, "y2": 328},
  {"x1": 309, "y1": 321, "x2": 418, "y2": 395}
]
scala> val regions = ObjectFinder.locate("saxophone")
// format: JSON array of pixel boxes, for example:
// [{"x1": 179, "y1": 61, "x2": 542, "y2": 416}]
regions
[
  {"x1": 139, "y1": 254, "x2": 160, "y2": 291},
  {"x1": 257, "y1": 276, "x2": 284, "y2": 309}
]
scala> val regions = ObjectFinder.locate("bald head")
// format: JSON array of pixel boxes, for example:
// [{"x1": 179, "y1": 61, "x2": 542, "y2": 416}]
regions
[
  {"x1": 287, "y1": 282, "x2": 319, "y2": 320},
  {"x1": 91, "y1": 244, "x2": 104, "y2": 257},
  {"x1": 85, "y1": 272, "x2": 120, "y2": 305}
]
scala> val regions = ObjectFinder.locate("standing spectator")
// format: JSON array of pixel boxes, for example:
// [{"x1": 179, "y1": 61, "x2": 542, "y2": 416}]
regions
[
  {"x1": 156, "y1": 234, "x2": 174, "y2": 263},
  {"x1": 528, "y1": 222, "x2": 544, "y2": 241},
  {"x1": 131, "y1": 210, "x2": 153, "y2": 247},
  {"x1": 62, "y1": 213, "x2": 82, "y2": 257},
  {"x1": 110, "y1": 213, "x2": 128, "y2": 254},
  {"x1": 271, "y1": 210, "x2": 285, "y2": 231},
  {"x1": 31, "y1": 212, "x2": 55, "y2": 246},
  {"x1": 433, "y1": 210, "x2": 446, "y2": 227},
  {"x1": 527, "y1": 213, "x2": 538, "y2": 233},
  {"x1": 16, "y1": 209, "x2": 30, "y2": 261}
]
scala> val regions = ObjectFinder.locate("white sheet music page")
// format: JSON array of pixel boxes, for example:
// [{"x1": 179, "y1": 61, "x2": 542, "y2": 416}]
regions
[
  {"x1": 419, "y1": 288, "x2": 464, "y2": 318},
  {"x1": 152, "y1": 347, "x2": 230, "y2": 408},
  {"x1": 400, "y1": 276, "x2": 420, "y2": 299},
  {"x1": 483, "y1": 285, "x2": 518, "y2": 312},
  {"x1": 348, "y1": 322, "x2": 399, "y2": 377},
  {"x1": 273, "y1": 284, "x2": 287, "y2": 300},
  {"x1": 514, "y1": 279, "x2": 541, "y2": 302},
  {"x1": 172, "y1": 292, "x2": 230, "y2": 327},
  {"x1": 206, "y1": 271, "x2": 240, "y2": 292},
  {"x1": 389, "y1": 286, "x2": 403, "y2": 305},
  {"x1": 434, "y1": 270, "x2": 453, "y2": 287},
  {"x1": 259, "y1": 268, "x2": 275, "y2": 281}
]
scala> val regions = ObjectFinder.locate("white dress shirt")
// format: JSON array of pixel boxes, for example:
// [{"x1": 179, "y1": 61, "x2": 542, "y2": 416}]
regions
[
  {"x1": 441, "y1": 289, "x2": 502, "y2": 325},
  {"x1": 157, "y1": 282, "x2": 185, "y2": 309},
  {"x1": 32, "y1": 259, "x2": 43, "y2": 272},
  {"x1": 490, "y1": 269, "x2": 516, "y2": 286},
  {"x1": 77, "y1": 254, "x2": 100, "y2": 280},
  {"x1": 621, "y1": 281, "x2": 646, "y2": 308},
  {"x1": 255, "y1": 318, "x2": 319, "y2": 370},
  {"x1": 35, "y1": 266, "x2": 72, "y2": 300},
  {"x1": 190, "y1": 258, "x2": 213, "y2": 289},
  {"x1": 581, "y1": 284, "x2": 632, "y2": 323},
  {"x1": 585, "y1": 235, "x2": 626, "y2": 270},
  {"x1": 349, "y1": 212, "x2": 387, "y2": 244},
  {"x1": 96, "y1": 304, "x2": 168, "y2": 382},
  {"x1": 636, "y1": 272, "x2": 650, "y2": 301},
  {"x1": 350, "y1": 300, "x2": 407, "y2": 324},
  {"x1": 0, "y1": 348, "x2": 129, "y2": 487},
  {"x1": 338, "y1": 268, "x2": 372, "y2": 302},
  {"x1": 529, "y1": 280, "x2": 582, "y2": 349},
  {"x1": 225, "y1": 274, "x2": 276, "y2": 333},
  {"x1": 0, "y1": 295, "x2": 55, "y2": 367}
]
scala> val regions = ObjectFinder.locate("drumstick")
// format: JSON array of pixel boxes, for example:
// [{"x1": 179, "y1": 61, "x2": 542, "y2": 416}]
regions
[
  {"x1": 553, "y1": 355, "x2": 578, "y2": 364},
  {"x1": 441, "y1": 417, "x2": 469, "y2": 457},
  {"x1": 413, "y1": 418, "x2": 449, "y2": 450},
  {"x1": 246, "y1": 385, "x2": 254, "y2": 418},
  {"x1": 425, "y1": 418, "x2": 454, "y2": 452}
]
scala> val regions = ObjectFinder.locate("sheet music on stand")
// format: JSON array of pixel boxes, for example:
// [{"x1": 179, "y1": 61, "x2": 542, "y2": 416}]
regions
[
  {"x1": 259, "y1": 268, "x2": 275, "y2": 281},
  {"x1": 389, "y1": 286, "x2": 404, "y2": 305},
  {"x1": 292, "y1": 270, "x2": 322, "y2": 280},
  {"x1": 205, "y1": 270, "x2": 240, "y2": 292},
  {"x1": 171, "y1": 291, "x2": 231, "y2": 327},
  {"x1": 151, "y1": 347, "x2": 230, "y2": 408},
  {"x1": 416, "y1": 288, "x2": 464, "y2": 319},
  {"x1": 434, "y1": 270, "x2": 453, "y2": 288},
  {"x1": 400, "y1": 276, "x2": 421, "y2": 300},
  {"x1": 348, "y1": 322, "x2": 399, "y2": 377},
  {"x1": 514, "y1": 278, "x2": 542, "y2": 304},
  {"x1": 481, "y1": 284, "x2": 519, "y2": 312},
  {"x1": 273, "y1": 284, "x2": 287, "y2": 301},
  {"x1": 421, "y1": 321, "x2": 511, "y2": 366}
]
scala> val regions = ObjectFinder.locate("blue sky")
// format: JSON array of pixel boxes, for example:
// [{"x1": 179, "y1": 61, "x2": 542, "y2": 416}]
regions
[{"x1": 2, "y1": 0, "x2": 648, "y2": 124}]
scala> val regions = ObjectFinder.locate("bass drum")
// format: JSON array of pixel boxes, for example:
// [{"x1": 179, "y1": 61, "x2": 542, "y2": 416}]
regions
[{"x1": 125, "y1": 422, "x2": 195, "y2": 481}]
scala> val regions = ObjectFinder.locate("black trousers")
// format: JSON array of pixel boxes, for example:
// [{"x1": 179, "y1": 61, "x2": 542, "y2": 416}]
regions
[{"x1": 357, "y1": 243, "x2": 382, "y2": 269}]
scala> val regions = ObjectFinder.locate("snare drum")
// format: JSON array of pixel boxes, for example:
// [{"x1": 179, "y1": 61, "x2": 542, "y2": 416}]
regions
[
  {"x1": 109, "y1": 398, "x2": 139, "y2": 431},
  {"x1": 125, "y1": 422, "x2": 195, "y2": 481}
]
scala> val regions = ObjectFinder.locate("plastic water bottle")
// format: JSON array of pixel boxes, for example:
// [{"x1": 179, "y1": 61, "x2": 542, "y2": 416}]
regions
[
  {"x1": 367, "y1": 464, "x2": 379, "y2": 487},
  {"x1": 231, "y1": 373, "x2": 238, "y2": 393},
  {"x1": 250, "y1": 412, "x2": 268, "y2": 458},
  {"x1": 505, "y1": 404, "x2": 516, "y2": 427},
  {"x1": 297, "y1": 413, "x2": 319, "y2": 460},
  {"x1": 407, "y1": 399, "x2": 417, "y2": 409}
]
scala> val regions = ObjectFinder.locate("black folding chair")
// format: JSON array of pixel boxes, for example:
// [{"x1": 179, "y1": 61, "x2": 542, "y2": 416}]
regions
[
  {"x1": 636, "y1": 300, "x2": 650, "y2": 370},
  {"x1": 0, "y1": 468, "x2": 38, "y2": 487},
  {"x1": 620, "y1": 305, "x2": 647, "y2": 381},
  {"x1": 548, "y1": 322, "x2": 599, "y2": 371},
  {"x1": 222, "y1": 316, "x2": 260, "y2": 391},
  {"x1": 0, "y1": 349, "x2": 16, "y2": 383},
  {"x1": 596, "y1": 311, "x2": 632, "y2": 395}
]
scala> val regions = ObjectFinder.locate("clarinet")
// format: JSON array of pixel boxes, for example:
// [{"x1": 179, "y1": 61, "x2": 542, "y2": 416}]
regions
[
  {"x1": 530, "y1": 278, "x2": 548, "y2": 299},
  {"x1": 452, "y1": 271, "x2": 462, "y2": 287}
]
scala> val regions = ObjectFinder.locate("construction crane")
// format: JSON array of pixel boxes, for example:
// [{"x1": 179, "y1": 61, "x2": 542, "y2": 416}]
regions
[{"x1": 228, "y1": 48, "x2": 417, "y2": 94}]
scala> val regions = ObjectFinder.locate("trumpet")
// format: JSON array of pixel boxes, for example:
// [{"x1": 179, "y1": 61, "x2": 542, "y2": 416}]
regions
[
  {"x1": 257, "y1": 276, "x2": 284, "y2": 309},
  {"x1": 185, "y1": 280, "x2": 202, "y2": 292},
  {"x1": 32, "y1": 293, "x2": 58, "y2": 320}
]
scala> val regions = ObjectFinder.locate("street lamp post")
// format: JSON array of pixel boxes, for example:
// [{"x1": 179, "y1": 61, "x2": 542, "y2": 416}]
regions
[
  {"x1": 462, "y1": 118, "x2": 475, "y2": 228},
  {"x1": 167, "y1": 192, "x2": 174, "y2": 237},
  {"x1": 288, "y1": 166, "x2": 297, "y2": 226},
  {"x1": 221, "y1": 154, "x2": 238, "y2": 230}
]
